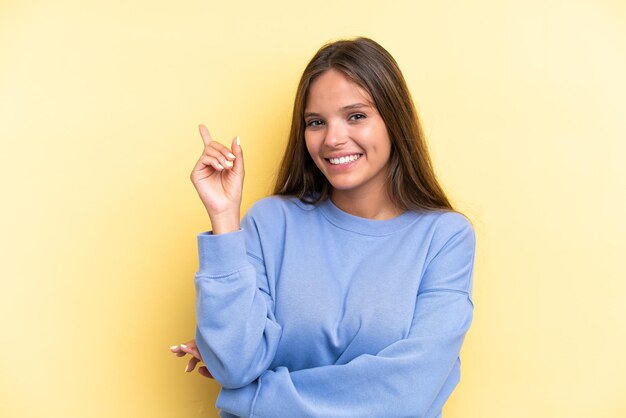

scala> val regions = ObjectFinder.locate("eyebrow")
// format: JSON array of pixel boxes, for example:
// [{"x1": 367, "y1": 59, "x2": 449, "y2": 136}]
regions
[{"x1": 304, "y1": 102, "x2": 372, "y2": 118}]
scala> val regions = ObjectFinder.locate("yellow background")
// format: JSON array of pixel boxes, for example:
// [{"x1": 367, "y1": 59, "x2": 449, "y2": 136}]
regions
[{"x1": 1, "y1": 0, "x2": 625, "y2": 417}]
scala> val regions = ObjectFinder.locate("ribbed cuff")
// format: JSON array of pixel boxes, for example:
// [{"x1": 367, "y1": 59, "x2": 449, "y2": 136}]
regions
[
  {"x1": 216, "y1": 380, "x2": 259, "y2": 417},
  {"x1": 197, "y1": 229, "x2": 248, "y2": 276}
]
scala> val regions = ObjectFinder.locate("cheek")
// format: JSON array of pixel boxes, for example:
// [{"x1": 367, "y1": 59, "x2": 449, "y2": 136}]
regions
[
  {"x1": 304, "y1": 135, "x2": 319, "y2": 160},
  {"x1": 368, "y1": 127, "x2": 392, "y2": 155},
  {"x1": 376, "y1": 136, "x2": 393, "y2": 166}
]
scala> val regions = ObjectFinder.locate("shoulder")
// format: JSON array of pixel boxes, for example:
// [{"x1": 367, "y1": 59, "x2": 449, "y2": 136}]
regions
[
  {"x1": 245, "y1": 195, "x2": 315, "y2": 217},
  {"x1": 241, "y1": 195, "x2": 320, "y2": 258},
  {"x1": 418, "y1": 210, "x2": 476, "y2": 258},
  {"x1": 242, "y1": 195, "x2": 319, "y2": 229},
  {"x1": 429, "y1": 210, "x2": 474, "y2": 238},
  {"x1": 415, "y1": 210, "x2": 476, "y2": 293}
]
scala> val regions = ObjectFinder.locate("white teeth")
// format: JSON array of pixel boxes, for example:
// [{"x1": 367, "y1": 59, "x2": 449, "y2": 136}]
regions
[{"x1": 329, "y1": 154, "x2": 361, "y2": 165}]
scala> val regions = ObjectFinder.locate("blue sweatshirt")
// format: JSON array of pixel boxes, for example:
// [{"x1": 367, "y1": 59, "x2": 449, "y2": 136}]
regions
[{"x1": 194, "y1": 196, "x2": 476, "y2": 418}]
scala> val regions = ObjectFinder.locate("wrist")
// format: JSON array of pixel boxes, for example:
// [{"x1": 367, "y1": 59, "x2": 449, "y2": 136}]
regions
[{"x1": 209, "y1": 210, "x2": 241, "y2": 235}]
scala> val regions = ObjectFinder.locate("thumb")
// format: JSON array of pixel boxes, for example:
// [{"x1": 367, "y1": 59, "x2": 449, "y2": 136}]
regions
[{"x1": 231, "y1": 136, "x2": 244, "y2": 176}]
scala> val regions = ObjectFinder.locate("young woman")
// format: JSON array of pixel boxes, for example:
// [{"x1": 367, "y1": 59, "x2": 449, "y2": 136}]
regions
[{"x1": 171, "y1": 37, "x2": 476, "y2": 418}]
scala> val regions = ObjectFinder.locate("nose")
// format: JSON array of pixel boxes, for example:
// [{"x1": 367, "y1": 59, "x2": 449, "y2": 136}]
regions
[{"x1": 323, "y1": 121, "x2": 347, "y2": 148}]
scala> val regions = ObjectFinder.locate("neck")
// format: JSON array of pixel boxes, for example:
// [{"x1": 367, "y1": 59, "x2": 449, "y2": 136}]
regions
[{"x1": 330, "y1": 188, "x2": 403, "y2": 220}]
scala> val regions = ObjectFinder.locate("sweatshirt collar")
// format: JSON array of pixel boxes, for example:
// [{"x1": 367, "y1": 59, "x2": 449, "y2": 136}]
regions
[{"x1": 318, "y1": 197, "x2": 422, "y2": 236}]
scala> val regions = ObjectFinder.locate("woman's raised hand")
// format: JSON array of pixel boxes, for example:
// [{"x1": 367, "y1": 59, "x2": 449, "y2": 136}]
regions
[{"x1": 190, "y1": 124, "x2": 244, "y2": 234}]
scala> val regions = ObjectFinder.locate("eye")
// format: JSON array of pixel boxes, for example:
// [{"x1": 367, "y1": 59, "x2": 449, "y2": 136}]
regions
[
  {"x1": 349, "y1": 113, "x2": 366, "y2": 121},
  {"x1": 305, "y1": 119, "x2": 324, "y2": 128}
]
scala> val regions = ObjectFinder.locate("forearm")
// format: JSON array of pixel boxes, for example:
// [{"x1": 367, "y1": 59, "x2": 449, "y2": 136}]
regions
[
  {"x1": 195, "y1": 230, "x2": 281, "y2": 388},
  {"x1": 217, "y1": 291, "x2": 473, "y2": 417}
]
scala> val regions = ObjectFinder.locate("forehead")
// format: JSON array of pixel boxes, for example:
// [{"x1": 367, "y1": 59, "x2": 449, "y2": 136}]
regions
[{"x1": 305, "y1": 69, "x2": 373, "y2": 110}]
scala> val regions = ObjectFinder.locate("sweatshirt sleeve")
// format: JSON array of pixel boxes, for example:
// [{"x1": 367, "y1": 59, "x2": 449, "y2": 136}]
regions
[
  {"x1": 216, "y1": 217, "x2": 476, "y2": 418},
  {"x1": 194, "y1": 225, "x2": 282, "y2": 389}
]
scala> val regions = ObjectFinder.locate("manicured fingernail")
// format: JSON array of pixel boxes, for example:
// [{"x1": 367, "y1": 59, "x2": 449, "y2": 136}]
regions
[
  {"x1": 170, "y1": 345, "x2": 178, "y2": 350},
  {"x1": 185, "y1": 364, "x2": 190, "y2": 372},
  {"x1": 236, "y1": 136, "x2": 240, "y2": 146},
  {"x1": 224, "y1": 160, "x2": 233, "y2": 167},
  {"x1": 228, "y1": 153, "x2": 236, "y2": 159},
  {"x1": 180, "y1": 344, "x2": 187, "y2": 348},
  {"x1": 216, "y1": 163, "x2": 224, "y2": 170}
]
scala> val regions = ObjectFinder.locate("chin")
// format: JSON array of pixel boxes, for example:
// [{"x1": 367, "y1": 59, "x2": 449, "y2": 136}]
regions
[
  {"x1": 328, "y1": 181, "x2": 361, "y2": 193},
  {"x1": 326, "y1": 176, "x2": 354, "y2": 189}
]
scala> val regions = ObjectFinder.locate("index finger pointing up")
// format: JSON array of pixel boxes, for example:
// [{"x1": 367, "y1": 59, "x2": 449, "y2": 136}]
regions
[{"x1": 198, "y1": 124, "x2": 213, "y2": 146}]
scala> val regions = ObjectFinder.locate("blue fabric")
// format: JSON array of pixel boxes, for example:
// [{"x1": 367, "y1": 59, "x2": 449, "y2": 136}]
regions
[{"x1": 194, "y1": 196, "x2": 475, "y2": 417}]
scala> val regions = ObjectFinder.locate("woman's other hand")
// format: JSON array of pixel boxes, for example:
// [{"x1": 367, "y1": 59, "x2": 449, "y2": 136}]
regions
[
  {"x1": 170, "y1": 339, "x2": 213, "y2": 379},
  {"x1": 190, "y1": 124, "x2": 244, "y2": 234}
]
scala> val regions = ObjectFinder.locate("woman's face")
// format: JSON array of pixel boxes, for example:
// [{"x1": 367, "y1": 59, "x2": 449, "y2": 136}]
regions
[{"x1": 304, "y1": 69, "x2": 392, "y2": 200}]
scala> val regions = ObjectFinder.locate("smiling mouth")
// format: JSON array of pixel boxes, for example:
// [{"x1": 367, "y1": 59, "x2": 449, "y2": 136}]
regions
[{"x1": 327, "y1": 154, "x2": 363, "y2": 165}]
